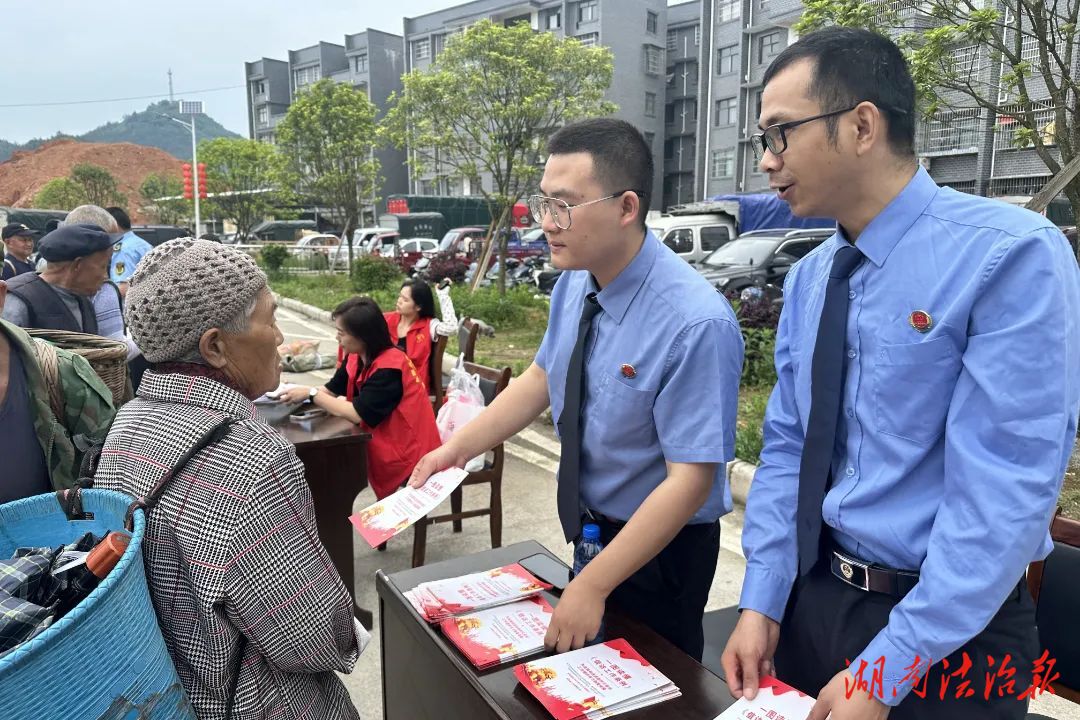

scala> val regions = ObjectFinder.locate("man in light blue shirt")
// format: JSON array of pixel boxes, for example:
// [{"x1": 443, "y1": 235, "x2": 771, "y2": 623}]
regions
[
  {"x1": 106, "y1": 206, "x2": 152, "y2": 296},
  {"x1": 410, "y1": 118, "x2": 743, "y2": 660},
  {"x1": 722, "y1": 28, "x2": 1080, "y2": 720}
]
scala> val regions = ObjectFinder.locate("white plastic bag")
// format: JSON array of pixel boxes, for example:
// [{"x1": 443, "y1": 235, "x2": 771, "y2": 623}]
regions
[{"x1": 436, "y1": 356, "x2": 487, "y2": 472}]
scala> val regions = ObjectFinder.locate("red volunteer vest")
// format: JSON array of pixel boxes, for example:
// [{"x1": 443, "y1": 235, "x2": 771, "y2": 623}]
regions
[
  {"x1": 384, "y1": 312, "x2": 434, "y2": 393},
  {"x1": 344, "y1": 348, "x2": 441, "y2": 499}
]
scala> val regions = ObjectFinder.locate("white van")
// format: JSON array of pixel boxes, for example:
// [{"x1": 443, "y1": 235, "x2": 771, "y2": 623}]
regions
[{"x1": 648, "y1": 214, "x2": 737, "y2": 265}]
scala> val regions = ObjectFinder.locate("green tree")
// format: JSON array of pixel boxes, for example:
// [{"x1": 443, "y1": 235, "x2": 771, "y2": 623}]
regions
[
  {"x1": 197, "y1": 137, "x2": 292, "y2": 240},
  {"x1": 382, "y1": 19, "x2": 616, "y2": 293},
  {"x1": 70, "y1": 163, "x2": 126, "y2": 207},
  {"x1": 33, "y1": 177, "x2": 88, "y2": 210},
  {"x1": 139, "y1": 173, "x2": 188, "y2": 226},
  {"x1": 796, "y1": 0, "x2": 1080, "y2": 231},
  {"x1": 276, "y1": 79, "x2": 380, "y2": 265}
]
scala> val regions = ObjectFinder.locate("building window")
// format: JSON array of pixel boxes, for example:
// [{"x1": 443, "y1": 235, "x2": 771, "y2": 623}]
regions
[
  {"x1": 954, "y1": 45, "x2": 980, "y2": 82},
  {"x1": 251, "y1": 80, "x2": 266, "y2": 96},
  {"x1": 545, "y1": 9, "x2": 562, "y2": 29},
  {"x1": 717, "y1": 45, "x2": 738, "y2": 75},
  {"x1": 664, "y1": 139, "x2": 674, "y2": 160},
  {"x1": 293, "y1": 65, "x2": 319, "y2": 88},
  {"x1": 644, "y1": 46, "x2": 663, "y2": 75},
  {"x1": 644, "y1": 131, "x2": 655, "y2": 149},
  {"x1": 996, "y1": 102, "x2": 1056, "y2": 149},
  {"x1": 412, "y1": 38, "x2": 430, "y2": 62},
  {"x1": 576, "y1": 32, "x2": 599, "y2": 47},
  {"x1": 645, "y1": 92, "x2": 657, "y2": 117},
  {"x1": 667, "y1": 30, "x2": 677, "y2": 52},
  {"x1": 759, "y1": 31, "x2": 783, "y2": 64},
  {"x1": 256, "y1": 106, "x2": 269, "y2": 126},
  {"x1": 922, "y1": 109, "x2": 980, "y2": 153},
  {"x1": 1020, "y1": 35, "x2": 1039, "y2": 64},
  {"x1": 418, "y1": 178, "x2": 436, "y2": 195},
  {"x1": 711, "y1": 148, "x2": 735, "y2": 178},
  {"x1": 683, "y1": 98, "x2": 697, "y2": 122},
  {"x1": 433, "y1": 34, "x2": 447, "y2": 57},
  {"x1": 354, "y1": 53, "x2": 368, "y2": 73},
  {"x1": 646, "y1": 10, "x2": 658, "y2": 34},
  {"x1": 695, "y1": 25, "x2": 701, "y2": 46},
  {"x1": 579, "y1": 1, "x2": 599, "y2": 23},
  {"x1": 717, "y1": 0, "x2": 740, "y2": 23},
  {"x1": 715, "y1": 97, "x2": 737, "y2": 126}
]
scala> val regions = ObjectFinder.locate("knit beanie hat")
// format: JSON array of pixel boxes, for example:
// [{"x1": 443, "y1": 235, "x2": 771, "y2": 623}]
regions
[{"x1": 125, "y1": 238, "x2": 268, "y2": 363}]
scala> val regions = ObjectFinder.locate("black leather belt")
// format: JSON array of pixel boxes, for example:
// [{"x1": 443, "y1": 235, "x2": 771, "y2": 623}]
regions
[{"x1": 830, "y1": 547, "x2": 920, "y2": 598}]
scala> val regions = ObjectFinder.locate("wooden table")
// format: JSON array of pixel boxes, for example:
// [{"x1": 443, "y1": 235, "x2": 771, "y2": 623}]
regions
[
  {"x1": 267, "y1": 411, "x2": 373, "y2": 628},
  {"x1": 377, "y1": 541, "x2": 736, "y2": 719}
]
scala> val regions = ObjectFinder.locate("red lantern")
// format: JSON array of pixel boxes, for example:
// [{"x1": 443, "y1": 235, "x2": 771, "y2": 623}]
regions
[{"x1": 181, "y1": 163, "x2": 193, "y2": 200}]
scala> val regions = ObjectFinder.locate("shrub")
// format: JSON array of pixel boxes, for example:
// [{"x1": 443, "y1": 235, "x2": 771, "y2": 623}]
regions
[
  {"x1": 741, "y1": 327, "x2": 777, "y2": 387},
  {"x1": 422, "y1": 254, "x2": 469, "y2": 284},
  {"x1": 259, "y1": 243, "x2": 289, "y2": 273},
  {"x1": 450, "y1": 285, "x2": 547, "y2": 328},
  {"x1": 735, "y1": 387, "x2": 770, "y2": 464},
  {"x1": 351, "y1": 255, "x2": 404, "y2": 293}
]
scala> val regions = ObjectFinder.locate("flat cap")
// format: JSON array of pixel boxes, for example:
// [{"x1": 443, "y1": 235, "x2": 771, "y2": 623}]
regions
[
  {"x1": 2, "y1": 223, "x2": 33, "y2": 240},
  {"x1": 38, "y1": 223, "x2": 113, "y2": 262}
]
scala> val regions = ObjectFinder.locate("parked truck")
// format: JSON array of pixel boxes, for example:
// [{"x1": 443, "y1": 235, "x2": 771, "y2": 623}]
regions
[{"x1": 648, "y1": 193, "x2": 834, "y2": 264}]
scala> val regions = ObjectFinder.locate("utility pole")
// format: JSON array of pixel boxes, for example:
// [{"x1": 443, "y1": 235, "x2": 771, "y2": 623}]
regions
[
  {"x1": 168, "y1": 101, "x2": 206, "y2": 234},
  {"x1": 168, "y1": 69, "x2": 174, "y2": 101}
]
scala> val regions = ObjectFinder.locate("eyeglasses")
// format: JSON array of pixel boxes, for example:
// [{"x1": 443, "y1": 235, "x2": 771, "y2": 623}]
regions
[
  {"x1": 750, "y1": 105, "x2": 860, "y2": 160},
  {"x1": 527, "y1": 189, "x2": 644, "y2": 230}
]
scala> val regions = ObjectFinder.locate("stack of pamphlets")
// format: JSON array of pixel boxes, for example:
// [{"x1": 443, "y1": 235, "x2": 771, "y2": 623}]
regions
[
  {"x1": 440, "y1": 595, "x2": 554, "y2": 669},
  {"x1": 513, "y1": 638, "x2": 680, "y2": 719},
  {"x1": 711, "y1": 675, "x2": 815, "y2": 719},
  {"x1": 404, "y1": 563, "x2": 552, "y2": 623}
]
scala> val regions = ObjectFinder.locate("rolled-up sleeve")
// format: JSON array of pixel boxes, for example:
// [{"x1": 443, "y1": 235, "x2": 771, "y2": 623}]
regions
[{"x1": 224, "y1": 445, "x2": 364, "y2": 673}]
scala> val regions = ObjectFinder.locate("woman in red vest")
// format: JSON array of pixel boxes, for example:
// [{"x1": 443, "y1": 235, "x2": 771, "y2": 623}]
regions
[
  {"x1": 384, "y1": 280, "x2": 456, "y2": 394},
  {"x1": 283, "y1": 296, "x2": 441, "y2": 501}
]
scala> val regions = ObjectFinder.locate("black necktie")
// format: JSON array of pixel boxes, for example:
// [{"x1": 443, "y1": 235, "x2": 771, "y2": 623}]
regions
[
  {"x1": 796, "y1": 244, "x2": 865, "y2": 575},
  {"x1": 557, "y1": 292, "x2": 602, "y2": 543}
]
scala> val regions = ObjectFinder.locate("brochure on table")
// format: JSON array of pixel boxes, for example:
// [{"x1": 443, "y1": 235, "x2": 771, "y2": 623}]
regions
[
  {"x1": 712, "y1": 675, "x2": 815, "y2": 720},
  {"x1": 349, "y1": 468, "x2": 468, "y2": 547},
  {"x1": 514, "y1": 638, "x2": 680, "y2": 719},
  {"x1": 441, "y1": 595, "x2": 554, "y2": 669},
  {"x1": 404, "y1": 562, "x2": 552, "y2": 622}
]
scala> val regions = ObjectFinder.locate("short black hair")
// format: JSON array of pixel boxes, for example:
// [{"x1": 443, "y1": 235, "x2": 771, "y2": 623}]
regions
[
  {"x1": 106, "y1": 206, "x2": 132, "y2": 230},
  {"x1": 332, "y1": 296, "x2": 394, "y2": 365},
  {"x1": 401, "y1": 279, "x2": 435, "y2": 319},
  {"x1": 762, "y1": 27, "x2": 916, "y2": 158},
  {"x1": 547, "y1": 118, "x2": 653, "y2": 227}
]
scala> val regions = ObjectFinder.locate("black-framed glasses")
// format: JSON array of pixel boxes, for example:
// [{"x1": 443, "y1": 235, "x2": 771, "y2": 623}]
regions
[
  {"x1": 527, "y1": 189, "x2": 645, "y2": 230},
  {"x1": 750, "y1": 104, "x2": 860, "y2": 160}
]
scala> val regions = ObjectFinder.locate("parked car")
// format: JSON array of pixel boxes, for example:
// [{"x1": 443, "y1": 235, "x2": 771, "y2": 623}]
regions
[
  {"x1": 352, "y1": 227, "x2": 399, "y2": 255},
  {"x1": 696, "y1": 228, "x2": 834, "y2": 295},
  {"x1": 130, "y1": 224, "x2": 191, "y2": 247},
  {"x1": 0, "y1": 207, "x2": 68, "y2": 244},
  {"x1": 437, "y1": 227, "x2": 489, "y2": 258},
  {"x1": 251, "y1": 220, "x2": 318, "y2": 243},
  {"x1": 290, "y1": 233, "x2": 342, "y2": 255},
  {"x1": 649, "y1": 214, "x2": 736, "y2": 265}
]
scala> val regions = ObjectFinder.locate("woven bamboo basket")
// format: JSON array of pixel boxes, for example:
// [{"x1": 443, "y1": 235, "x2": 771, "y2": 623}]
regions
[{"x1": 26, "y1": 329, "x2": 132, "y2": 407}]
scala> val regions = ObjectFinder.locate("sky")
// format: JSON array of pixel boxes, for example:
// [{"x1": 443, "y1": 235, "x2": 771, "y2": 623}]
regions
[{"x1": 3, "y1": 1, "x2": 693, "y2": 145}]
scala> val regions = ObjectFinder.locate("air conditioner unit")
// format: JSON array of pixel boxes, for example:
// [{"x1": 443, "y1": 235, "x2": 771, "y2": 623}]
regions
[{"x1": 918, "y1": 156, "x2": 932, "y2": 171}]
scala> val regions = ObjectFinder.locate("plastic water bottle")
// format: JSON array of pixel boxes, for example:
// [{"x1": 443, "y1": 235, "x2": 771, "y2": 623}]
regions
[{"x1": 573, "y1": 523, "x2": 605, "y2": 643}]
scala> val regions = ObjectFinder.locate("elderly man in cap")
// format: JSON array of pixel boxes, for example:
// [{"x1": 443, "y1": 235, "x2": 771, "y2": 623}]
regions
[
  {"x1": 1, "y1": 224, "x2": 112, "y2": 333},
  {"x1": 2, "y1": 223, "x2": 37, "y2": 280},
  {"x1": 93, "y1": 238, "x2": 367, "y2": 720}
]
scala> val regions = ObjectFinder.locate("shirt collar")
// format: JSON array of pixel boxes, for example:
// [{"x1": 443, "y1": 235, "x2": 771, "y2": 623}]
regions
[
  {"x1": 837, "y1": 166, "x2": 938, "y2": 266},
  {"x1": 137, "y1": 370, "x2": 259, "y2": 421},
  {"x1": 591, "y1": 231, "x2": 658, "y2": 324}
]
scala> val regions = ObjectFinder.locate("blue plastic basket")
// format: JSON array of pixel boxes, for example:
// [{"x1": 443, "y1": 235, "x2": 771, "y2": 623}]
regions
[{"x1": 0, "y1": 490, "x2": 195, "y2": 719}]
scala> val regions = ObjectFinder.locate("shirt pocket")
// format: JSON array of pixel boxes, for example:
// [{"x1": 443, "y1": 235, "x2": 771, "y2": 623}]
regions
[
  {"x1": 873, "y1": 336, "x2": 961, "y2": 444},
  {"x1": 589, "y1": 373, "x2": 657, "y2": 443}
]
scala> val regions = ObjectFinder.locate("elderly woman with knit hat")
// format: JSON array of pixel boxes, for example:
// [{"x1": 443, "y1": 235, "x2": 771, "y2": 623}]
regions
[{"x1": 93, "y1": 239, "x2": 367, "y2": 720}]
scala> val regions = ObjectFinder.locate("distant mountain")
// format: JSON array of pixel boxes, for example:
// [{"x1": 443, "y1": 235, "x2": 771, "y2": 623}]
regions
[{"x1": 0, "y1": 100, "x2": 242, "y2": 162}]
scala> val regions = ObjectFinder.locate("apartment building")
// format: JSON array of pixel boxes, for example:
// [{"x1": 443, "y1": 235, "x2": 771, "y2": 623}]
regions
[
  {"x1": 402, "y1": 0, "x2": 668, "y2": 210},
  {"x1": 243, "y1": 29, "x2": 408, "y2": 214}
]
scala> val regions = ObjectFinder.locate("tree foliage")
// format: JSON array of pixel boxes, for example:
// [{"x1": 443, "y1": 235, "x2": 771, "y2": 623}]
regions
[
  {"x1": 795, "y1": 0, "x2": 1080, "y2": 227},
  {"x1": 33, "y1": 177, "x2": 87, "y2": 210},
  {"x1": 139, "y1": 173, "x2": 188, "y2": 226},
  {"x1": 381, "y1": 20, "x2": 616, "y2": 292},
  {"x1": 276, "y1": 79, "x2": 380, "y2": 255},
  {"x1": 70, "y1": 163, "x2": 126, "y2": 207},
  {"x1": 198, "y1": 137, "x2": 291, "y2": 239}
]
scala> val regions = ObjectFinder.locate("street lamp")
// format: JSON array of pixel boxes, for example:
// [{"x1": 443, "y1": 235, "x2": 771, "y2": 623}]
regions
[{"x1": 166, "y1": 100, "x2": 205, "y2": 234}]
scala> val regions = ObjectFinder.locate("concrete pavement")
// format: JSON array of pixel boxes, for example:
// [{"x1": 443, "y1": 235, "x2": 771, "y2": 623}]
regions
[{"x1": 273, "y1": 300, "x2": 1077, "y2": 720}]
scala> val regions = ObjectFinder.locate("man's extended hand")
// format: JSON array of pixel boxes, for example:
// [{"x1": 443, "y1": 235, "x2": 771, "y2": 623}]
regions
[
  {"x1": 543, "y1": 576, "x2": 606, "y2": 653},
  {"x1": 720, "y1": 609, "x2": 781, "y2": 700},
  {"x1": 807, "y1": 669, "x2": 891, "y2": 720},
  {"x1": 408, "y1": 444, "x2": 471, "y2": 488}
]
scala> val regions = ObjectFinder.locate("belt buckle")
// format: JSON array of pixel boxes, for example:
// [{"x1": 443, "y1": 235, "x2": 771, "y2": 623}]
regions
[{"x1": 834, "y1": 550, "x2": 870, "y2": 592}]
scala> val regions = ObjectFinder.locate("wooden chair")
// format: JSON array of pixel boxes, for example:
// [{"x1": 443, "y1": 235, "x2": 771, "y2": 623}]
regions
[
  {"x1": 412, "y1": 361, "x2": 512, "y2": 568},
  {"x1": 1025, "y1": 510, "x2": 1080, "y2": 714},
  {"x1": 428, "y1": 332, "x2": 448, "y2": 413},
  {"x1": 458, "y1": 317, "x2": 480, "y2": 364}
]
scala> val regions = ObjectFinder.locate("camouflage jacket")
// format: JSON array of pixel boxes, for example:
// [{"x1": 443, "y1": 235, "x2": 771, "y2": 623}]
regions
[{"x1": 1, "y1": 319, "x2": 116, "y2": 490}]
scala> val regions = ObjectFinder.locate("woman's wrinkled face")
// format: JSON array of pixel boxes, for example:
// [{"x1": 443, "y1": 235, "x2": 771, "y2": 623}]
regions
[{"x1": 219, "y1": 288, "x2": 284, "y2": 398}]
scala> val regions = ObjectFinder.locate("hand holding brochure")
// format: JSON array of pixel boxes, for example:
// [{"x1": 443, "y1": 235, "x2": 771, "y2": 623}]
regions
[
  {"x1": 349, "y1": 468, "x2": 468, "y2": 547},
  {"x1": 513, "y1": 638, "x2": 680, "y2": 719},
  {"x1": 711, "y1": 675, "x2": 815, "y2": 719}
]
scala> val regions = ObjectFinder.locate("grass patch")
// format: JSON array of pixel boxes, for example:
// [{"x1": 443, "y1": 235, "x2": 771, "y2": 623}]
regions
[
  {"x1": 735, "y1": 385, "x2": 770, "y2": 466},
  {"x1": 1061, "y1": 454, "x2": 1080, "y2": 521}
]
